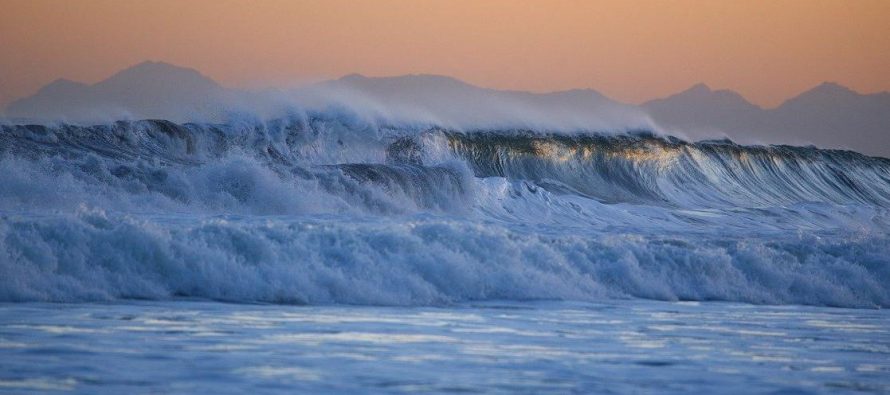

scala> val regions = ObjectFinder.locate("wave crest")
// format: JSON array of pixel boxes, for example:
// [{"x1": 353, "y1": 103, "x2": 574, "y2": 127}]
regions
[{"x1": 2, "y1": 116, "x2": 890, "y2": 307}]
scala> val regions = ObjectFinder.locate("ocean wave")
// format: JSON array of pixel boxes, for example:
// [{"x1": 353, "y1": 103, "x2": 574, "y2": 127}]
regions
[
  {"x1": 1, "y1": 210, "x2": 887, "y2": 307},
  {"x1": 1, "y1": 115, "x2": 889, "y2": 307},
  {"x1": 434, "y1": 131, "x2": 890, "y2": 207},
  {"x1": 5, "y1": 118, "x2": 889, "y2": 211}
]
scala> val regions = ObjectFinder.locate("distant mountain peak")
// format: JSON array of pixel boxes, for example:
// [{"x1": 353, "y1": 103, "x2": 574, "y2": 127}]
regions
[
  {"x1": 799, "y1": 81, "x2": 857, "y2": 98},
  {"x1": 814, "y1": 81, "x2": 852, "y2": 91},
  {"x1": 778, "y1": 81, "x2": 865, "y2": 110},
  {"x1": 675, "y1": 83, "x2": 754, "y2": 101},
  {"x1": 645, "y1": 83, "x2": 757, "y2": 110},
  {"x1": 338, "y1": 73, "x2": 368, "y2": 82},
  {"x1": 115, "y1": 60, "x2": 200, "y2": 75},
  {"x1": 685, "y1": 83, "x2": 712, "y2": 94},
  {"x1": 5, "y1": 60, "x2": 224, "y2": 121},
  {"x1": 99, "y1": 61, "x2": 219, "y2": 90}
]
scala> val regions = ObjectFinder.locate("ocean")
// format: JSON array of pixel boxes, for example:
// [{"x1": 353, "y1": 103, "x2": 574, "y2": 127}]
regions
[{"x1": 1, "y1": 115, "x2": 889, "y2": 393}]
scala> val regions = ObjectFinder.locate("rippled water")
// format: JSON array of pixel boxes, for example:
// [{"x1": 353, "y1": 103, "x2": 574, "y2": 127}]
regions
[
  {"x1": 3, "y1": 116, "x2": 890, "y2": 393},
  {"x1": 1, "y1": 300, "x2": 888, "y2": 394}
]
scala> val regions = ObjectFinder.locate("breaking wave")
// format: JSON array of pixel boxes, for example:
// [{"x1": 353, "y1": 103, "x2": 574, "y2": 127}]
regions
[{"x1": 1, "y1": 114, "x2": 889, "y2": 307}]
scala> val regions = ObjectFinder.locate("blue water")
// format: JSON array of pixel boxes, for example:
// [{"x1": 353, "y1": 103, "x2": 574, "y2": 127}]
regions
[
  {"x1": 1, "y1": 300, "x2": 888, "y2": 394},
  {"x1": 1, "y1": 115, "x2": 890, "y2": 392}
]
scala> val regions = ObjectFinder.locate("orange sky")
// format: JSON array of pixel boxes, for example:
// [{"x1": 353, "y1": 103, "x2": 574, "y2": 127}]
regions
[{"x1": 2, "y1": 0, "x2": 888, "y2": 109}]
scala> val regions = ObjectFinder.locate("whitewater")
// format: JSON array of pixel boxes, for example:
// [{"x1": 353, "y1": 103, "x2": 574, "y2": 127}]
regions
[{"x1": 1, "y1": 111, "x2": 889, "y2": 393}]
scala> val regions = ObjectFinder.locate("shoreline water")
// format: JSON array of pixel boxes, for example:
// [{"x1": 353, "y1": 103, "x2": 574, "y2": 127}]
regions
[{"x1": 1, "y1": 299, "x2": 888, "y2": 394}]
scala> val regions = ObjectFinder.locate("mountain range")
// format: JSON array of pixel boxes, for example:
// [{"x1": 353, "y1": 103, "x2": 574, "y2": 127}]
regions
[
  {"x1": 643, "y1": 82, "x2": 890, "y2": 155},
  {"x1": 4, "y1": 61, "x2": 889, "y2": 157},
  {"x1": 5, "y1": 62, "x2": 229, "y2": 122}
]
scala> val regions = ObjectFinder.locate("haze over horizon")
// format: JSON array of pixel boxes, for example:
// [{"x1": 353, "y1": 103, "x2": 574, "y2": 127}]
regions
[{"x1": 2, "y1": 0, "x2": 889, "y2": 109}]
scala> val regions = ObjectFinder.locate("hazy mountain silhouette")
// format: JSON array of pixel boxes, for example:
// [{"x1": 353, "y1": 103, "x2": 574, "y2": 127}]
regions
[
  {"x1": 644, "y1": 82, "x2": 890, "y2": 156},
  {"x1": 309, "y1": 73, "x2": 648, "y2": 130},
  {"x1": 5, "y1": 61, "x2": 228, "y2": 121},
  {"x1": 324, "y1": 73, "x2": 618, "y2": 109},
  {"x1": 5, "y1": 61, "x2": 889, "y2": 156},
  {"x1": 643, "y1": 83, "x2": 764, "y2": 135},
  {"x1": 768, "y1": 83, "x2": 890, "y2": 154}
]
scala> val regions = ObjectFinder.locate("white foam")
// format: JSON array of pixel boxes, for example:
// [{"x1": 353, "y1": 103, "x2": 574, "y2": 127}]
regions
[{"x1": 1, "y1": 209, "x2": 887, "y2": 307}]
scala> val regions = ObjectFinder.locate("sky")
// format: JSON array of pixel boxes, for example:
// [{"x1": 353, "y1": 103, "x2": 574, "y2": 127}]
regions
[{"x1": 1, "y1": 0, "x2": 888, "y2": 109}]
